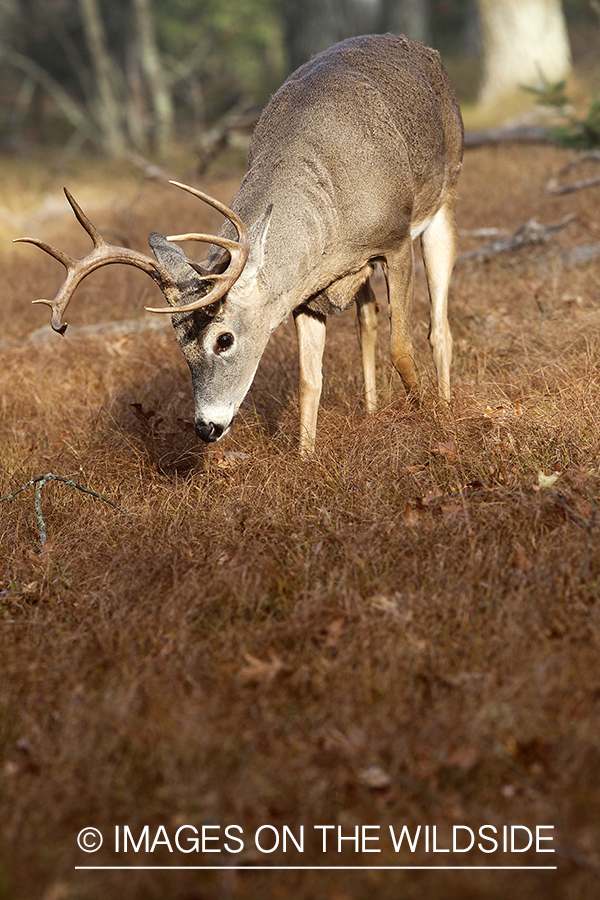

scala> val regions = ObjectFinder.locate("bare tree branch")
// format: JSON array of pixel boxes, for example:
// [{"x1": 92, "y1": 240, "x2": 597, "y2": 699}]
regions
[
  {"x1": 0, "y1": 473, "x2": 129, "y2": 549},
  {"x1": 0, "y1": 47, "x2": 94, "y2": 137},
  {"x1": 197, "y1": 107, "x2": 260, "y2": 175},
  {"x1": 546, "y1": 152, "x2": 600, "y2": 194},
  {"x1": 456, "y1": 214, "x2": 575, "y2": 264},
  {"x1": 464, "y1": 125, "x2": 555, "y2": 148}
]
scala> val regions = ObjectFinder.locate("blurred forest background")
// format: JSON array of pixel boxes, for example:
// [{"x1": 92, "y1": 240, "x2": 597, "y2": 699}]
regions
[{"x1": 0, "y1": 0, "x2": 597, "y2": 163}]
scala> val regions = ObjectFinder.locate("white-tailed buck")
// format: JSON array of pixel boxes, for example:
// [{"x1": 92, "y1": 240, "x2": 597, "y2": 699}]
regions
[{"x1": 17, "y1": 34, "x2": 463, "y2": 454}]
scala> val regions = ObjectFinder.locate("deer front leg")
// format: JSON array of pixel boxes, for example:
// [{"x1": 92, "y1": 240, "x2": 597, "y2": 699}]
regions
[
  {"x1": 293, "y1": 308, "x2": 327, "y2": 456},
  {"x1": 355, "y1": 279, "x2": 378, "y2": 413},
  {"x1": 420, "y1": 199, "x2": 456, "y2": 400},
  {"x1": 383, "y1": 241, "x2": 418, "y2": 399}
]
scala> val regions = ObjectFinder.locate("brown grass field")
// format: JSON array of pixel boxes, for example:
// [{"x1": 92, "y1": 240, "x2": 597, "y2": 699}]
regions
[{"x1": 1, "y1": 140, "x2": 600, "y2": 900}]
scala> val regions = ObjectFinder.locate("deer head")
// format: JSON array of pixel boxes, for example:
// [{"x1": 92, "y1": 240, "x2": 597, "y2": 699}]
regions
[{"x1": 15, "y1": 181, "x2": 272, "y2": 442}]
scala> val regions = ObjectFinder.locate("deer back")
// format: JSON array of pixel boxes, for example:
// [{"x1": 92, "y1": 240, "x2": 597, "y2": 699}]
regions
[{"x1": 210, "y1": 33, "x2": 463, "y2": 312}]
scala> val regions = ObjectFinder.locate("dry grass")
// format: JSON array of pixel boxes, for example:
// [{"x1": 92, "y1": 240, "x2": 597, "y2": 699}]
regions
[{"x1": 1, "y1": 144, "x2": 600, "y2": 900}]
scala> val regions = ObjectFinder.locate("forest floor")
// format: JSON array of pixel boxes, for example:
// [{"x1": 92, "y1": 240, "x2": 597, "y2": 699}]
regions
[{"x1": 1, "y1": 140, "x2": 600, "y2": 900}]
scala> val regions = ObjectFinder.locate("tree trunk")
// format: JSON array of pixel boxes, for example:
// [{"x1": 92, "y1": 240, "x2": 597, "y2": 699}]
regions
[
  {"x1": 132, "y1": 0, "x2": 174, "y2": 157},
  {"x1": 478, "y1": 0, "x2": 571, "y2": 106},
  {"x1": 78, "y1": 0, "x2": 126, "y2": 156},
  {"x1": 2, "y1": 48, "x2": 94, "y2": 138},
  {"x1": 125, "y1": 38, "x2": 148, "y2": 152}
]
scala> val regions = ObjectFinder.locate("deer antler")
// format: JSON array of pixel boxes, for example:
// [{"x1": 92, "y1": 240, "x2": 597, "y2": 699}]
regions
[
  {"x1": 143, "y1": 180, "x2": 249, "y2": 314},
  {"x1": 14, "y1": 182, "x2": 250, "y2": 332},
  {"x1": 13, "y1": 188, "x2": 181, "y2": 334}
]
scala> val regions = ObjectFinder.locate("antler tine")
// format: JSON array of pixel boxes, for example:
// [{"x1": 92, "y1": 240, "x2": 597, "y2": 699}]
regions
[
  {"x1": 145, "y1": 181, "x2": 250, "y2": 315},
  {"x1": 168, "y1": 181, "x2": 249, "y2": 248},
  {"x1": 15, "y1": 188, "x2": 179, "y2": 334},
  {"x1": 13, "y1": 236, "x2": 74, "y2": 270},
  {"x1": 63, "y1": 187, "x2": 106, "y2": 248},
  {"x1": 167, "y1": 233, "x2": 244, "y2": 254}
]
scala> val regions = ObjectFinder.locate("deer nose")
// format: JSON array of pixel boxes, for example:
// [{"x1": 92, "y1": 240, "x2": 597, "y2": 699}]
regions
[{"x1": 195, "y1": 421, "x2": 224, "y2": 442}]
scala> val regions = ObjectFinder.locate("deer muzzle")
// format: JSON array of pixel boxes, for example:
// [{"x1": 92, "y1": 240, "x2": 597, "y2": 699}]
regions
[{"x1": 195, "y1": 420, "x2": 226, "y2": 443}]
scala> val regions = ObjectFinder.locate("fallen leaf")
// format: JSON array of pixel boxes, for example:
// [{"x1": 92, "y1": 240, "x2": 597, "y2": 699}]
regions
[
  {"x1": 22, "y1": 581, "x2": 39, "y2": 594},
  {"x1": 484, "y1": 405, "x2": 506, "y2": 419},
  {"x1": 239, "y1": 649, "x2": 286, "y2": 683},
  {"x1": 402, "y1": 503, "x2": 424, "y2": 526},
  {"x1": 536, "y1": 471, "x2": 560, "y2": 490},
  {"x1": 357, "y1": 765, "x2": 391, "y2": 789},
  {"x1": 431, "y1": 439, "x2": 458, "y2": 460},
  {"x1": 212, "y1": 451, "x2": 250, "y2": 469},
  {"x1": 464, "y1": 480, "x2": 484, "y2": 492},
  {"x1": 421, "y1": 485, "x2": 444, "y2": 507}
]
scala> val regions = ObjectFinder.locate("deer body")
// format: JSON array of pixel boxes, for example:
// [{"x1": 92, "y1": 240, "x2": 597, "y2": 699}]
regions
[{"x1": 18, "y1": 34, "x2": 463, "y2": 455}]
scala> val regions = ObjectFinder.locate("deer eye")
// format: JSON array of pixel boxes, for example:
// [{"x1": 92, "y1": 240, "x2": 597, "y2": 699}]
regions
[{"x1": 215, "y1": 332, "x2": 234, "y2": 353}]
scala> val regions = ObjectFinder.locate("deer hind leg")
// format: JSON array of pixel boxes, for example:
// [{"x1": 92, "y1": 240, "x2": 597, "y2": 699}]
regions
[
  {"x1": 383, "y1": 240, "x2": 418, "y2": 399},
  {"x1": 355, "y1": 279, "x2": 378, "y2": 414},
  {"x1": 420, "y1": 200, "x2": 457, "y2": 401},
  {"x1": 293, "y1": 307, "x2": 327, "y2": 456}
]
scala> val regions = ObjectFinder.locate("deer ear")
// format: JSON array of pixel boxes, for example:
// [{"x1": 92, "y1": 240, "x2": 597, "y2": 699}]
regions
[
  {"x1": 240, "y1": 205, "x2": 273, "y2": 282},
  {"x1": 148, "y1": 232, "x2": 206, "y2": 287}
]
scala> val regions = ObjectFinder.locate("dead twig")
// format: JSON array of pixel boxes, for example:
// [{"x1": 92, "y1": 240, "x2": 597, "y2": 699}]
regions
[
  {"x1": 458, "y1": 227, "x2": 511, "y2": 238},
  {"x1": 456, "y1": 214, "x2": 575, "y2": 265},
  {"x1": 547, "y1": 174, "x2": 600, "y2": 195},
  {"x1": 0, "y1": 473, "x2": 129, "y2": 548},
  {"x1": 561, "y1": 243, "x2": 600, "y2": 266},
  {"x1": 464, "y1": 126, "x2": 554, "y2": 149},
  {"x1": 546, "y1": 151, "x2": 600, "y2": 195}
]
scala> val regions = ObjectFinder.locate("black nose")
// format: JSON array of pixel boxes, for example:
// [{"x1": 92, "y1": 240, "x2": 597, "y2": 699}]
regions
[{"x1": 195, "y1": 421, "x2": 224, "y2": 443}]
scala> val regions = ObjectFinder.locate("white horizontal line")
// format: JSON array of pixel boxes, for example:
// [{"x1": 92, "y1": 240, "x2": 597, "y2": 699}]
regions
[{"x1": 75, "y1": 866, "x2": 558, "y2": 871}]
